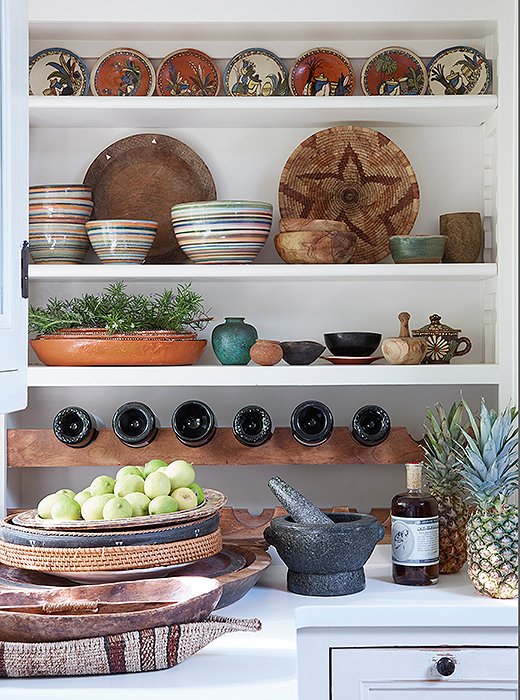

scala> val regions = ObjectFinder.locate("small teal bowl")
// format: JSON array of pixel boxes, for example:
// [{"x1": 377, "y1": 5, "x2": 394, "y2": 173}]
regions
[
  {"x1": 390, "y1": 235, "x2": 447, "y2": 264},
  {"x1": 86, "y1": 219, "x2": 158, "y2": 264}
]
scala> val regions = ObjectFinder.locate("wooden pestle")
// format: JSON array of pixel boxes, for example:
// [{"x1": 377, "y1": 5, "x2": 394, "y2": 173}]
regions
[
  {"x1": 268, "y1": 476, "x2": 332, "y2": 525},
  {"x1": 398, "y1": 311, "x2": 412, "y2": 337}
]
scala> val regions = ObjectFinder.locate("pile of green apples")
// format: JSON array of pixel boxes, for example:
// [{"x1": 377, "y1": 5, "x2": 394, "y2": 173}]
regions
[{"x1": 37, "y1": 459, "x2": 205, "y2": 522}]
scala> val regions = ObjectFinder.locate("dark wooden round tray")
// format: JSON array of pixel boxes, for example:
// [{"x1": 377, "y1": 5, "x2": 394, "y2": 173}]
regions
[{"x1": 0, "y1": 512, "x2": 219, "y2": 548}]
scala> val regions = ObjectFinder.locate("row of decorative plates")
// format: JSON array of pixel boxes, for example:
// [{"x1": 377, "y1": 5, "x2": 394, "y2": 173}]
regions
[{"x1": 29, "y1": 44, "x2": 492, "y2": 98}]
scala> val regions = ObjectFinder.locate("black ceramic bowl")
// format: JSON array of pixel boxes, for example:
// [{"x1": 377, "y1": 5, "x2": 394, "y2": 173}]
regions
[
  {"x1": 323, "y1": 332, "x2": 382, "y2": 357},
  {"x1": 280, "y1": 341, "x2": 325, "y2": 365}
]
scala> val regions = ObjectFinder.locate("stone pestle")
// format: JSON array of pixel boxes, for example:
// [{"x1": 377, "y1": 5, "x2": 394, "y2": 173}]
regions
[{"x1": 268, "y1": 476, "x2": 332, "y2": 525}]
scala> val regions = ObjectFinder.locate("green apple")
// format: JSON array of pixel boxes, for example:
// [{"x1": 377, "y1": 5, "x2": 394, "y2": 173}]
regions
[
  {"x1": 114, "y1": 474, "x2": 145, "y2": 498},
  {"x1": 50, "y1": 495, "x2": 81, "y2": 521},
  {"x1": 142, "y1": 459, "x2": 168, "y2": 478},
  {"x1": 164, "y1": 460, "x2": 196, "y2": 490},
  {"x1": 172, "y1": 487, "x2": 198, "y2": 511},
  {"x1": 124, "y1": 492, "x2": 150, "y2": 517},
  {"x1": 81, "y1": 493, "x2": 114, "y2": 520},
  {"x1": 74, "y1": 489, "x2": 92, "y2": 507},
  {"x1": 148, "y1": 495, "x2": 179, "y2": 515},
  {"x1": 103, "y1": 497, "x2": 132, "y2": 520},
  {"x1": 188, "y1": 482, "x2": 205, "y2": 506},
  {"x1": 90, "y1": 475, "x2": 116, "y2": 496},
  {"x1": 37, "y1": 493, "x2": 64, "y2": 519},
  {"x1": 144, "y1": 471, "x2": 171, "y2": 499},
  {"x1": 115, "y1": 466, "x2": 143, "y2": 480},
  {"x1": 55, "y1": 488, "x2": 76, "y2": 499}
]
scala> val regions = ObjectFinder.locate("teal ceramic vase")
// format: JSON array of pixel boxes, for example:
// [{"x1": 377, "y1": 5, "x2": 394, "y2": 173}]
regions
[{"x1": 211, "y1": 317, "x2": 258, "y2": 365}]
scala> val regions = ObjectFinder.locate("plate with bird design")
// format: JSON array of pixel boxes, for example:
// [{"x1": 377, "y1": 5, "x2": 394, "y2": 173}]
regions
[
  {"x1": 91, "y1": 47, "x2": 156, "y2": 96},
  {"x1": 156, "y1": 49, "x2": 221, "y2": 96},
  {"x1": 29, "y1": 47, "x2": 89, "y2": 96},
  {"x1": 427, "y1": 45, "x2": 491, "y2": 95},
  {"x1": 224, "y1": 48, "x2": 289, "y2": 96}
]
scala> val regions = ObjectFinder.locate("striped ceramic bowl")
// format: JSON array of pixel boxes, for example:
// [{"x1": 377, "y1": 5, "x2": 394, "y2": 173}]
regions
[
  {"x1": 29, "y1": 184, "x2": 93, "y2": 201},
  {"x1": 29, "y1": 199, "x2": 94, "y2": 223},
  {"x1": 86, "y1": 219, "x2": 158, "y2": 264},
  {"x1": 170, "y1": 200, "x2": 273, "y2": 264},
  {"x1": 29, "y1": 222, "x2": 90, "y2": 264}
]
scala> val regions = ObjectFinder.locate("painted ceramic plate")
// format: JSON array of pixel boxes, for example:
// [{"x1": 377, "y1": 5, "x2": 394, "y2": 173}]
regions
[
  {"x1": 91, "y1": 47, "x2": 156, "y2": 96},
  {"x1": 29, "y1": 47, "x2": 89, "y2": 96},
  {"x1": 322, "y1": 355, "x2": 384, "y2": 365},
  {"x1": 290, "y1": 47, "x2": 355, "y2": 96},
  {"x1": 427, "y1": 45, "x2": 491, "y2": 95},
  {"x1": 224, "y1": 47, "x2": 288, "y2": 96},
  {"x1": 156, "y1": 48, "x2": 220, "y2": 96},
  {"x1": 361, "y1": 46, "x2": 427, "y2": 96}
]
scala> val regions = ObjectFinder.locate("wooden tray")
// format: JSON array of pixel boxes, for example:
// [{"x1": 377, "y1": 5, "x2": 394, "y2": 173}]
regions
[
  {"x1": 12, "y1": 489, "x2": 227, "y2": 531},
  {"x1": 0, "y1": 576, "x2": 221, "y2": 642},
  {"x1": 83, "y1": 133, "x2": 217, "y2": 264},
  {"x1": 278, "y1": 125, "x2": 420, "y2": 264}
]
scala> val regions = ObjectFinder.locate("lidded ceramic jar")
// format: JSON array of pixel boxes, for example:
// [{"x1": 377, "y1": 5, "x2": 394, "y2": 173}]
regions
[{"x1": 411, "y1": 314, "x2": 472, "y2": 364}]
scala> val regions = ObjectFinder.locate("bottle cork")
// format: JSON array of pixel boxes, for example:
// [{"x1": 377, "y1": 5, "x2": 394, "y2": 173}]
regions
[{"x1": 405, "y1": 462, "x2": 423, "y2": 490}]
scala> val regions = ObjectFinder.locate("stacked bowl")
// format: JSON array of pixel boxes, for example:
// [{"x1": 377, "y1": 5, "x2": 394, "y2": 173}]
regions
[
  {"x1": 170, "y1": 200, "x2": 273, "y2": 264},
  {"x1": 29, "y1": 185, "x2": 94, "y2": 264}
]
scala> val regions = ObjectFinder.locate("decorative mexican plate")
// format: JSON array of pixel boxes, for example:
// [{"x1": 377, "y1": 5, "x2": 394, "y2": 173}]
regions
[
  {"x1": 156, "y1": 48, "x2": 221, "y2": 96},
  {"x1": 361, "y1": 46, "x2": 427, "y2": 96},
  {"x1": 278, "y1": 125, "x2": 420, "y2": 264},
  {"x1": 290, "y1": 47, "x2": 355, "y2": 96},
  {"x1": 427, "y1": 45, "x2": 491, "y2": 95},
  {"x1": 224, "y1": 47, "x2": 288, "y2": 96},
  {"x1": 83, "y1": 133, "x2": 216, "y2": 263},
  {"x1": 91, "y1": 47, "x2": 156, "y2": 96},
  {"x1": 29, "y1": 47, "x2": 89, "y2": 96}
]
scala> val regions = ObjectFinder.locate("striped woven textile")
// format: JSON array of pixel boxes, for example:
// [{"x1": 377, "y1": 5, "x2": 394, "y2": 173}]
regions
[{"x1": 0, "y1": 616, "x2": 261, "y2": 677}]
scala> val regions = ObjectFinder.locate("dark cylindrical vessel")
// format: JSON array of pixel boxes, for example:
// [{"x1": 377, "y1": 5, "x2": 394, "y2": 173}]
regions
[
  {"x1": 53, "y1": 406, "x2": 102, "y2": 448},
  {"x1": 112, "y1": 402, "x2": 159, "y2": 448},
  {"x1": 172, "y1": 400, "x2": 217, "y2": 447},
  {"x1": 351, "y1": 405, "x2": 391, "y2": 446},
  {"x1": 233, "y1": 405, "x2": 273, "y2": 447},
  {"x1": 290, "y1": 401, "x2": 334, "y2": 446}
]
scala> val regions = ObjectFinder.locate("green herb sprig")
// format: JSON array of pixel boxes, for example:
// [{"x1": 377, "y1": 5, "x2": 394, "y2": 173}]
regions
[{"x1": 28, "y1": 282, "x2": 211, "y2": 336}]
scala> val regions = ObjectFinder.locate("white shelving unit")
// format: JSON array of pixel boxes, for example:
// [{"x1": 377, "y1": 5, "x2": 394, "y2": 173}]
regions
[{"x1": 2, "y1": 0, "x2": 516, "y2": 517}]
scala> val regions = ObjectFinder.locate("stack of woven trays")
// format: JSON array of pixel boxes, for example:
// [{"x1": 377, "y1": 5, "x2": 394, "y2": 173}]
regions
[{"x1": 0, "y1": 489, "x2": 226, "y2": 577}]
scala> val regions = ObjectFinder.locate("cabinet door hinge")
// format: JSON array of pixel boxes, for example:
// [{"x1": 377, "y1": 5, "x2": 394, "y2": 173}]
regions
[{"x1": 21, "y1": 240, "x2": 29, "y2": 299}]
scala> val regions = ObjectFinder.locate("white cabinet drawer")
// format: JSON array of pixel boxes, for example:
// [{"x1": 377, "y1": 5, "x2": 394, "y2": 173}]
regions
[{"x1": 331, "y1": 647, "x2": 518, "y2": 699}]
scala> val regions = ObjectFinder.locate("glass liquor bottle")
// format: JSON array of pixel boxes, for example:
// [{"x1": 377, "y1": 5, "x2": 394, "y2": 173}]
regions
[
  {"x1": 171, "y1": 400, "x2": 217, "y2": 447},
  {"x1": 391, "y1": 462, "x2": 439, "y2": 586},
  {"x1": 112, "y1": 401, "x2": 160, "y2": 448},
  {"x1": 53, "y1": 406, "x2": 102, "y2": 448},
  {"x1": 233, "y1": 405, "x2": 273, "y2": 447},
  {"x1": 290, "y1": 400, "x2": 334, "y2": 446}
]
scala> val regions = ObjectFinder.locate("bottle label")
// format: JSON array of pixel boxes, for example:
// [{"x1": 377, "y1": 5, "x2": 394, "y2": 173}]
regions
[{"x1": 391, "y1": 515, "x2": 439, "y2": 566}]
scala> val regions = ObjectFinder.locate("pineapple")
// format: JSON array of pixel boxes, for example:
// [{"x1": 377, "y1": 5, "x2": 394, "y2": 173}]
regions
[
  {"x1": 422, "y1": 401, "x2": 469, "y2": 574},
  {"x1": 457, "y1": 398, "x2": 518, "y2": 599}
]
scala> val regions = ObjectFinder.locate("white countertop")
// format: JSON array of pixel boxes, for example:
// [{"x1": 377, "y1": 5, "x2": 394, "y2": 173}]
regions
[{"x1": 2, "y1": 546, "x2": 517, "y2": 700}]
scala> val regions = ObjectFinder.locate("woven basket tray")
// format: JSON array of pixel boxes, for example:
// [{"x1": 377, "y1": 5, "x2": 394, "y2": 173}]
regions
[
  {"x1": 0, "y1": 529, "x2": 222, "y2": 572},
  {"x1": 0, "y1": 615, "x2": 261, "y2": 677}
]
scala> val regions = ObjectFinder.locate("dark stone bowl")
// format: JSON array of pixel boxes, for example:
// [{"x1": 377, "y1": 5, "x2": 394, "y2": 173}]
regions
[
  {"x1": 280, "y1": 341, "x2": 325, "y2": 365},
  {"x1": 264, "y1": 512, "x2": 385, "y2": 596},
  {"x1": 323, "y1": 332, "x2": 382, "y2": 357}
]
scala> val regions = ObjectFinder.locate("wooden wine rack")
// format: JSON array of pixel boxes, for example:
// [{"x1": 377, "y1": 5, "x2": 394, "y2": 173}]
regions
[{"x1": 6, "y1": 426, "x2": 421, "y2": 468}]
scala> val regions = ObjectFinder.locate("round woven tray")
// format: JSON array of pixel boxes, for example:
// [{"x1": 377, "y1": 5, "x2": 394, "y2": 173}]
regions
[
  {"x1": 12, "y1": 488, "x2": 226, "y2": 531},
  {"x1": 278, "y1": 125, "x2": 420, "y2": 264},
  {"x1": 0, "y1": 529, "x2": 222, "y2": 572},
  {"x1": 0, "y1": 512, "x2": 220, "y2": 549}
]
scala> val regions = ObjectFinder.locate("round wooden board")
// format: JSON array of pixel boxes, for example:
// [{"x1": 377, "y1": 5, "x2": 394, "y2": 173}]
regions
[
  {"x1": 12, "y1": 489, "x2": 226, "y2": 531},
  {"x1": 83, "y1": 133, "x2": 217, "y2": 264},
  {"x1": 278, "y1": 125, "x2": 420, "y2": 264}
]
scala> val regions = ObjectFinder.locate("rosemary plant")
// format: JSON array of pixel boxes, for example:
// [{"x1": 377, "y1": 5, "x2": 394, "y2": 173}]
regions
[{"x1": 28, "y1": 282, "x2": 211, "y2": 336}]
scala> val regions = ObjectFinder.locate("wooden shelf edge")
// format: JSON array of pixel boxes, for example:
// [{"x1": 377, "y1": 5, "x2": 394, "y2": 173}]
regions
[{"x1": 7, "y1": 427, "x2": 422, "y2": 467}]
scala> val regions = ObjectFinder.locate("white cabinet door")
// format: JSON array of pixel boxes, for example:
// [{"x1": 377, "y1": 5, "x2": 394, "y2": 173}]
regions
[
  {"x1": 0, "y1": 0, "x2": 28, "y2": 413},
  {"x1": 331, "y1": 648, "x2": 518, "y2": 699}
]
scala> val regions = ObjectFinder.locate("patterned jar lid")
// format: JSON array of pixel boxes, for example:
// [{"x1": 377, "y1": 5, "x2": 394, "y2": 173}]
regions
[{"x1": 412, "y1": 314, "x2": 461, "y2": 337}]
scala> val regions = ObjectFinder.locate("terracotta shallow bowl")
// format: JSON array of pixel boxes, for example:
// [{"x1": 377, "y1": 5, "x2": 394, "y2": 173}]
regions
[
  {"x1": 30, "y1": 335, "x2": 207, "y2": 366},
  {"x1": 29, "y1": 222, "x2": 90, "y2": 264},
  {"x1": 274, "y1": 230, "x2": 357, "y2": 264},
  {"x1": 390, "y1": 235, "x2": 447, "y2": 264}
]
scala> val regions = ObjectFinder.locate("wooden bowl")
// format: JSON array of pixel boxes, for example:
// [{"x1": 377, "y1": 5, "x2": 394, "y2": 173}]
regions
[
  {"x1": 279, "y1": 218, "x2": 351, "y2": 233},
  {"x1": 274, "y1": 230, "x2": 357, "y2": 264}
]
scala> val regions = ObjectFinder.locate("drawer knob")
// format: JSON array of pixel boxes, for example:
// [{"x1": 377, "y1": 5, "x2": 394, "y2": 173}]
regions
[{"x1": 436, "y1": 657, "x2": 456, "y2": 677}]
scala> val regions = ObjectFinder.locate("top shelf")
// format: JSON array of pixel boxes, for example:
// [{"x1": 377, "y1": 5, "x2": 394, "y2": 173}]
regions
[{"x1": 29, "y1": 95, "x2": 498, "y2": 129}]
